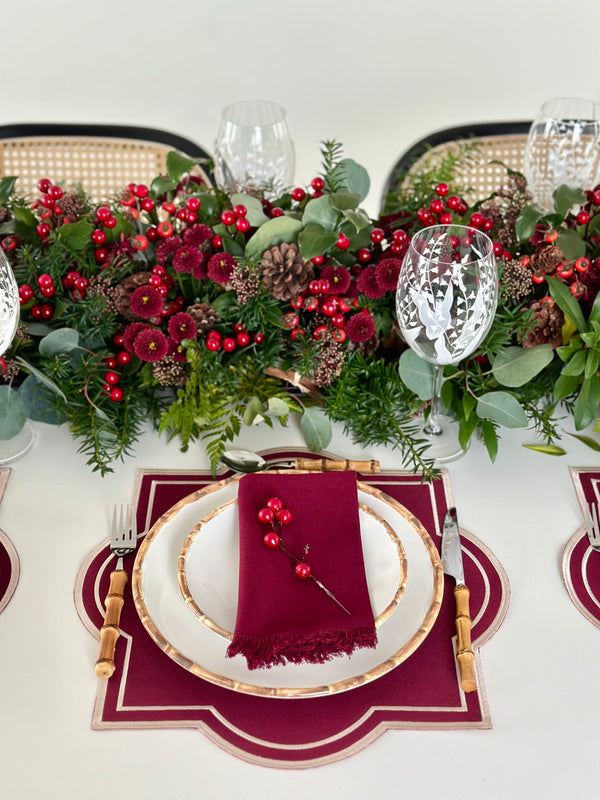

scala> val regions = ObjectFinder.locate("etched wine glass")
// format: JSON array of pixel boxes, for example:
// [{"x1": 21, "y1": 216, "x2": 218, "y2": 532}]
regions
[
  {"x1": 523, "y1": 97, "x2": 600, "y2": 211},
  {"x1": 0, "y1": 248, "x2": 34, "y2": 463},
  {"x1": 213, "y1": 100, "x2": 295, "y2": 196},
  {"x1": 395, "y1": 224, "x2": 498, "y2": 462}
]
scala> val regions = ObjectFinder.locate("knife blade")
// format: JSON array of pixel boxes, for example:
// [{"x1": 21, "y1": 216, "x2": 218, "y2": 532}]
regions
[{"x1": 441, "y1": 507, "x2": 476, "y2": 693}]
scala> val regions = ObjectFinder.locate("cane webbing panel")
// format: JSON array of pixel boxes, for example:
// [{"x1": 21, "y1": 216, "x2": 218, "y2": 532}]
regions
[
  {"x1": 403, "y1": 134, "x2": 528, "y2": 204},
  {"x1": 0, "y1": 136, "x2": 209, "y2": 200}
]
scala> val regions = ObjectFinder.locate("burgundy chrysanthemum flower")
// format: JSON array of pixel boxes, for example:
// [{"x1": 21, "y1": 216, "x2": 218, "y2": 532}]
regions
[
  {"x1": 356, "y1": 266, "x2": 387, "y2": 299},
  {"x1": 132, "y1": 327, "x2": 169, "y2": 362},
  {"x1": 207, "y1": 252, "x2": 235, "y2": 284},
  {"x1": 168, "y1": 312, "x2": 197, "y2": 343},
  {"x1": 122, "y1": 322, "x2": 148, "y2": 353},
  {"x1": 374, "y1": 258, "x2": 402, "y2": 291},
  {"x1": 172, "y1": 245, "x2": 202, "y2": 274},
  {"x1": 129, "y1": 285, "x2": 164, "y2": 318},
  {"x1": 345, "y1": 310, "x2": 376, "y2": 343},
  {"x1": 320, "y1": 264, "x2": 351, "y2": 295},
  {"x1": 155, "y1": 235, "x2": 182, "y2": 263},
  {"x1": 183, "y1": 224, "x2": 213, "y2": 247}
]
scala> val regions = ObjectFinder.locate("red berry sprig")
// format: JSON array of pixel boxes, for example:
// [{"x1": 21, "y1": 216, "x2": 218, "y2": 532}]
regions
[{"x1": 257, "y1": 497, "x2": 351, "y2": 614}]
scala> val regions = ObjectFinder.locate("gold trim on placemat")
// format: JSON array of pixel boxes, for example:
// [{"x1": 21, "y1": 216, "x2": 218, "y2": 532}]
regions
[
  {"x1": 131, "y1": 473, "x2": 444, "y2": 699},
  {"x1": 177, "y1": 493, "x2": 408, "y2": 640}
]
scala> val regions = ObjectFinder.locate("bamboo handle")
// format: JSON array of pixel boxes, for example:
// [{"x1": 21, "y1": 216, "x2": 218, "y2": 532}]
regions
[
  {"x1": 95, "y1": 570, "x2": 128, "y2": 679},
  {"x1": 454, "y1": 584, "x2": 477, "y2": 693},
  {"x1": 293, "y1": 458, "x2": 380, "y2": 473}
]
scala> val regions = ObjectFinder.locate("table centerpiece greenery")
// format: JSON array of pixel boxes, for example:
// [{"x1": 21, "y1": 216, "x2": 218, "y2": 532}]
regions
[{"x1": 1, "y1": 140, "x2": 599, "y2": 478}]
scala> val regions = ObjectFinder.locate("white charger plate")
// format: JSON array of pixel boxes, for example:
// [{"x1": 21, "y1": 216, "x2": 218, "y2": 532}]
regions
[
  {"x1": 132, "y1": 474, "x2": 443, "y2": 698},
  {"x1": 177, "y1": 499, "x2": 407, "y2": 639}
]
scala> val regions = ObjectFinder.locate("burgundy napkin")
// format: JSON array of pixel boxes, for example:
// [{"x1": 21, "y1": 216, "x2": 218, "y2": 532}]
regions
[{"x1": 226, "y1": 471, "x2": 377, "y2": 669}]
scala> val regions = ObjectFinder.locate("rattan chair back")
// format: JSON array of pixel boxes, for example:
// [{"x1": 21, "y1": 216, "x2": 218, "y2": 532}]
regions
[
  {"x1": 382, "y1": 122, "x2": 531, "y2": 207},
  {"x1": 0, "y1": 123, "x2": 212, "y2": 200}
]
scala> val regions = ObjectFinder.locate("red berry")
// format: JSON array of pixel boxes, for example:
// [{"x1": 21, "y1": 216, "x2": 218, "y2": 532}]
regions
[
  {"x1": 91, "y1": 229, "x2": 107, "y2": 245},
  {"x1": 290, "y1": 296, "x2": 303, "y2": 310},
  {"x1": 206, "y1": 337, "x2": 220, "y2": 351},
  {"x1": 469, "y1": 213, "x2": 484, "y2": 228},
  {"x1": 276, "y1": 508, "x2": 292, "y2": 525},
  {"x1": 575, "y1": 257, "x2": 591, "y2": 272},
  {"x1": 311, "y1": 177, "x2": 325, "y2": 191},
  {"x1": 263, "y1": 532, "x2": 280, "y2": 548},
  {"x1": 48, "y1": 185, "x2": 63, "y2": 199},
  {"x1": 37, "y1": 178, "x2": 52, "y2": 193},
  {"x1": 132, "y1": 235, "x2": 149, "y2": 250},
  {"x1": 40, "y1": 304, "x2": 53, "y2": 319},
  {"x1": 270, "y1": 207, "x2": 284, "y2": 217},
  {"x1": 252, "y1": 332, "x2": 264, "y2": 343},
  {"x1": 94, "y1": 248, "x2": 108, "y2": 263},
  {"x1": 236, "y1": 331, "x2": 250, "y2": 346},
  {"x1": 19, "y1": 284, "x2": 33, "y2": 302},
  {"x1": 104, "y1": 371, "x2": 120, "y2": 386},
  {"x1": 96, "y1": 206, "x2": 111, "y2": 222},
  {"x1": 162, "y1": 202, "x2": 176, "y2": 214},
  {"x1": 370, "y1": 228, "x2": 385, "y2": 244},
  {"x1": 291, "y1": 187, "x2": 306, "y2": 202},
  {"x1": 492, "y1": 242, "x2": 504, "y2": 256},
  {"x1": 331, "y1": 313, "x2": 346, "y2": 328},
  {"x1": 446, "y1": 195, "x2": 461, "y2": 210},
  {"x1": 439, "y1": 213, "x2": 453, "y2": 224},
  {"x1": 429, "y1": 199, "x2": 445, "y2": 214},
  {"x1": 37, "y1": 273, "x2": 53, "y2": 288},
  {"x1": 133, "y1": 184, "x2": 149, "y2": 198},
  {"x1": 176, "y1": 209, "x2": 188, "y2": 221},
  {"x1": 220, "y1": 210, "x2": 236, "y2": 226},
  {"x1": 295, "y1": 562, "x2": 311, "y2": 579},
  {"x1": 435, "y1": 182, "x2": 449, "y2": 196},
  {"x1": 104, "y1": 356, "x2": 118, "y2": 369},
  {"x1": 577, "y1": 210, "x2": 590, "y2": 226},
  {"x1": 232, "y1": 204, "x2": 247, "y2": 218},
  {"x1": 313, "y1": 325, "x2": 329, "y2": 340},
  {"x1": 211, "y1": 235, "x2": 223, "y2": 249},
  {"x1": 117, "y1": 350, "x2": 132, "y2": 365},
  {"x1": 185, "y1": 197, "x2": 201, "y2": 211},
  {"x1": 311, "y1": 255, "x2": 324, "y2": 266},
  {"x1": 336, "y1": 233, "x2": 350, "y2": 250},
  {"x1": 257, "y1": 507, "x2": 275, "y2": 524},
  {"x1": 103, "y1": 215, "x2": 117, "y2": 229},
  {"x1": 157, "y1": 221, "x2": 173, "y2": 238},
  {"x1": 36, "y1": 223, "x2": 50, "y2": 238},
  {"x1": 140, "y1": 198, "x2": 155, "y2": 212},
  {"x1": 332, "y1": 328, "x2": 347, "y2": 342},
  {"x1": 266, "y1": 496, "x2": 283, "y2": 511},
  {"x1": 109, "y1": 387, "x2": 123, "y2": 402},
  {"x1": 222, "y1": 337, "x2": 236, "y2": 352},
  {"x1": 2, "y1": 236, "x2": 17, "y2": 251},
  {"x1": 235, "y1": 217, "x2": 251, "y2": 233}
]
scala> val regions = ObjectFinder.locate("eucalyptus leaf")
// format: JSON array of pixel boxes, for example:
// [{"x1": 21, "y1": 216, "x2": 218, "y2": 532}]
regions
[
  {"x1": 300, "y1": 406, "x2": 332, "y2": 451},
  {"x1": 476, "y1": 391, "x2": 528, "y2": 428},
  {"x1": 330, "y1": 191, "x2": 361, "y2": 211},
  {"x1": 230, "y1": 193, "x2": 269, "y2": 226},
  {"x1": 342, "y1": 208, "x2": 371, "y2": 232},
  {"x1": 574, "y1": 373, "x2": 600, "y2": 429},
  {"x1": 245, "y1": 215, "x2": 302, "y2": 259},
  {"x1": 38, "y1": 328, "x2": 80, "y2": 356},
  {"x1": 556, "y1": 228, "x2": 586, "y2": 260},
  {"x1": 0, "y1": 385, "x2": 26, "y2": 440},
  {"x1": 297, "y1": 222, "x2": 339, "y2": 260},
  {"x1": 14, "y1": 357, "x2": 67, "y2": 401},
  {"x1": 242, "y1": 396, "x2": 265, "y2": 426},
  {"x1": 515, "y1": 204, "x2": 545, "y2": 243},
  {"x1": 166, "y1": 151, "x2": 196, "y2": 183},
  {"x1": 523, "y1": 443, "x2": 567, "y2": 456},
  {"x1": 265, "y1": 396, "x2": 290, "y2": 418},
  {"x1": 54, "y1": 219, "x2": 94, "y2": 250},
  {"x1": 491, "y1": 344, "x2": 554, "y2": 387},
  {"x1": 339, "y1": 158, "x2": 370, "y2": 200},
  {"x1": 553, "y1": 372, "x2": 580, "y2": 402},
  {"x1": 398, "y1": 350, "x2": 435, "y2": 400},
  {"x1": 553, "y1": 185, "x2": 587, "y2": 218},
  {"x1": 18, "y1": 375, "x2": 67, "y2": 425},
  {"x1": 546, "y1": 275, "x2": 588, "y2": 332},
  {"x1": 301, "y1": 195, "x2": 338, "y2": 231}
]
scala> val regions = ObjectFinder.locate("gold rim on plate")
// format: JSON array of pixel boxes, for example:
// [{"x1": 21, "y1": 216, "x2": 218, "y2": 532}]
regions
[
  {"x1": 176, "y1": 499, "x2": 408, "y2": 640},
  {"x1": 132, "y1": 474, "x2": 444, "y2": 699}
]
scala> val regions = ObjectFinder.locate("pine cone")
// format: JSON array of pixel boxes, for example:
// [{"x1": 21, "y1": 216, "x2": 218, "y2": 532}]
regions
[
  {"x1": 262, "y1": 242, "x2": 313, "y2": 301},
  {"x1": 0, "y1": 206, "x2": 11, "y2": 223},
  {"x1": 112, "y1": 272, "x2": 153, "y2": 321},
  {"x1": 522, "y1": 299, "x2": 564, "y2": 349},
  {"x1": 530, "y1": 244, "x2": 563, "y2": 275},
  {"x1": 187, "y1": 302, "x2": 220, "y2": 337}
]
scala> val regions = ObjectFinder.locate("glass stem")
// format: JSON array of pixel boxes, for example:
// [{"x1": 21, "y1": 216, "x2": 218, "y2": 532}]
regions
[{"x1": 424, "y1": 365, "x2": 445, "y2": 437}]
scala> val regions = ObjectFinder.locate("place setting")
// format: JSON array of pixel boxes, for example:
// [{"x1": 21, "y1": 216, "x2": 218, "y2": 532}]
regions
[
  {"x1": 75, "y1": 450, "x2": 510, "y2": 768},
  {"x1": 0, "y1": 468, "x2": 18, "y2": 616}
]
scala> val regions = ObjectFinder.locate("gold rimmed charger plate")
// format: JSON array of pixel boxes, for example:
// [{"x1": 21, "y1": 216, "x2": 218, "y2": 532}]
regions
[
  {"x1": 177, "y1": 499, "x2": 407, "y2": 640},
  {"x1": 132, "y1": 473, "x2": 443, "y2": 699}
]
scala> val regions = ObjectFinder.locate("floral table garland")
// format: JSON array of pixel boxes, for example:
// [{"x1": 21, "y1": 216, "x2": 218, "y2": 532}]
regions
[{"x1": 1, "y1": 141, "x2": 599, "y2": 478}]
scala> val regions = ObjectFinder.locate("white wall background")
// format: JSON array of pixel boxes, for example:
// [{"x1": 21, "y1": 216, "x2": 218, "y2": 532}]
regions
[{"x1": 5, "y1": 0, "x2": 600, "y2": 213}]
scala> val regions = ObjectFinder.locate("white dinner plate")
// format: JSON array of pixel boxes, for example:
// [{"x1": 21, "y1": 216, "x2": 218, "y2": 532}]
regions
[
  {"x1": 132, "y1": 474, "x2": 443, "y2": 698},
  {"x1": 177, "y1": 499, "x2": 407, "y2": 639}
]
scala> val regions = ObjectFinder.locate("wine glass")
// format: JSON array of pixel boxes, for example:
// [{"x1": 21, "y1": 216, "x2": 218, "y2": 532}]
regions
[
  {"x1": 523, "y1": 97, "x2": 600, "y2": 211},
  {"x1": 213, "y1": 100, "x2": 295, "y2": 196},
  {"x1": 0, "y1": 249, "x2": 35, "y2": 463},
  {"x1": 395, "y1": 224, "x2": 498, "y2": 462}
]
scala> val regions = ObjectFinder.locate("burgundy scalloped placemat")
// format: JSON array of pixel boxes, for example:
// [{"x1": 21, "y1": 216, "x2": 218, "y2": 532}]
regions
[
  {"x1": 74, "y1": 453, "x2": 510, "y2": 768},
  {"x1": 564, "y1": 468, "x2": 600, "y2": 629},
  {"x1": 0, "y1": 468, "x2": 17, "y2": 615}
]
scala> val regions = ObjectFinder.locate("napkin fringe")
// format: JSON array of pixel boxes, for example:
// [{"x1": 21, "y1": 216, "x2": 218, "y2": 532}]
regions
[{"x1": 226, "y1": 626, "x2": 378, "y2": 670}]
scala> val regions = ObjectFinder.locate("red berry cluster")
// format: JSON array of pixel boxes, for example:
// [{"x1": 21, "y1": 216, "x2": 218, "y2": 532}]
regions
[
  {"x1": 286, "y1": 280, "x2": 358, "y2": 343},
  {"x1": 220, "y1": 204, "x2": 251, "y2": 233},
  {"x1": 205, "y1": 323, "x2": 264, "y2": 353},
  {"x1": 257, "y1": 497, "x2": 312, "y2": 578}
]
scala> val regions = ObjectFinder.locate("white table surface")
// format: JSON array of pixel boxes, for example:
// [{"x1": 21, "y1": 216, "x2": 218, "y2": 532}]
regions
[{"x1": 1, "y1": 415, "x2": 599, "y2": 799}]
